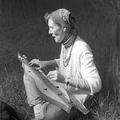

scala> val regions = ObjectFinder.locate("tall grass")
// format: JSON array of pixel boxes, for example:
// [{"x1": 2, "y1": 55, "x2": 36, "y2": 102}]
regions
[
  {"x1": 0, "y1": 65, "x2": 33, "y2": 120},
  {"x1": 94, "y1": 91, "x2": 120, "y2": 120},
  {"x1": 0, "y1": 64, "x2": 120, "y2": 120}
]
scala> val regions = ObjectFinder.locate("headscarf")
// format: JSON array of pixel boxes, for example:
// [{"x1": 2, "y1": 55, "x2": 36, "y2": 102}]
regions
[{"x1": 44, "y1": 8, "x2": 71, "y2": 27}]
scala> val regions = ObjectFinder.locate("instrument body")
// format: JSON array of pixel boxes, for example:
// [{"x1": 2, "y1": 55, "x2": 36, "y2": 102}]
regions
[{"x1": 18, "y1": 54, "x2": 71, "y2": 113}]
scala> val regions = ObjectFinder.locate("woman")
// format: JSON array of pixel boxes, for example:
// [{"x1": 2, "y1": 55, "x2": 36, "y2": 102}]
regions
[{"x1": 24, "y1": 8, "x2": 101, "y2": 120}]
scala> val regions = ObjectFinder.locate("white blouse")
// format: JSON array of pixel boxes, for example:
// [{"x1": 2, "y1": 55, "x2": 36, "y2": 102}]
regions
[{"x1": 58, "y1": 36, "x2": 101, "y2": 114}]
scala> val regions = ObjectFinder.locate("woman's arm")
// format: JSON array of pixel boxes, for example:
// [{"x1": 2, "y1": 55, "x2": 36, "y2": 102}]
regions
[
  {"x1": 39, "y1": 59, "x2": 59, "y2": 68},
  {"x1": 66, "y1": 48, "x2": 101, "y2": 95},
  {"x1": 29, "y1": 58, "x2": 59, "y2": 68},
  {"x1": 77, "y1": 49, "x2": 101, "y2": 95}
]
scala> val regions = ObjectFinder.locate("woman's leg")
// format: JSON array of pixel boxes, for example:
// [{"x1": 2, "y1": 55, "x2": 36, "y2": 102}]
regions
[
  {"x1": 23, "y1": 72, "x2": 69, "y2": 120},
  {"x1": 23, "y1": 72, "x2": 46, "y2": 119}
]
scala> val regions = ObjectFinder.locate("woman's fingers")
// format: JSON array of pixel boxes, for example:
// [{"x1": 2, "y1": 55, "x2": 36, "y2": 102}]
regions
[
  {"x1": 29, "y1": 59, "x2": 40, "y2": 66},
  {"x1": 47, "y1": 70, "x2": 65, "y2": 83},
  {"x1": 47, "y1": 71, "x2": 57, "y2": 81},
  {"x1": 47, "y1": 71, "x2": 56, "y2": 76},
  {"x1": 48, "y1": 76, "x2": 56, "y2": 81}
]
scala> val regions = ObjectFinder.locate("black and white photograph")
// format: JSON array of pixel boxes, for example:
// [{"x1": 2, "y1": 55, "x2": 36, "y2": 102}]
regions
[{"x1": 0, "y1": 0, "x2": 120, "y2": 120}]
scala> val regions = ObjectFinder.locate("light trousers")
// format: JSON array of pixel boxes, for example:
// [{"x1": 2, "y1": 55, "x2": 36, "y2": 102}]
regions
[{"x1": 23, "y1": 72, "x2": 45, "y2": 106}]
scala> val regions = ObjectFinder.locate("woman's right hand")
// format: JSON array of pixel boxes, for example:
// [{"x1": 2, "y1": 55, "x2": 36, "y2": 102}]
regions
[
  {"x1": 29, "y1": 59, "x2": 40, "y2": 66},
  {"x1": 29, "y1": 59, "x2": 46, "y2": 68}
]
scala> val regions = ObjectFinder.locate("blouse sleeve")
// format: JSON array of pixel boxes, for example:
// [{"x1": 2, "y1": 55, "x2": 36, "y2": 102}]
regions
[{"x1": 79, "y1": 48, "x2": 102, "y2": 95}]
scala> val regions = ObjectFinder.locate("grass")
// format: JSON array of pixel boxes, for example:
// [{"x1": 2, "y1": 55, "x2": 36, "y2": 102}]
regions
[
  {"x1": 0, "y1": 65, "x2": 33, "y2": 120},
  {"x1": 0, "y1": 64, "x2": 120, "y2": 120},
  {"x1": 94, "y1": 91, "x2": 120, "y2": 120}
]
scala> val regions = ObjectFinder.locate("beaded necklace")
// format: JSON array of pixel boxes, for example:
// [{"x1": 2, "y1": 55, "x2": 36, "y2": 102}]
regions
[
  {"x1": 63, "y1": 44, "x2": 74, "y2": 67},
  {"x1": 62, "y1": 35, "x2": 76, "y2": 67}
]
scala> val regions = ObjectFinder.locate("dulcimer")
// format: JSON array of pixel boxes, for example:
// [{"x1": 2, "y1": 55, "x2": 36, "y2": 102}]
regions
[{"x1": 18, "y1": 54, "x2": 71, "y2": 113}]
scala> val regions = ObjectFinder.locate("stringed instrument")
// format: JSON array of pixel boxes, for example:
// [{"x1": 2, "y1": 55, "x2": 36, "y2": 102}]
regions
[{"x1": 18, "y1": 53, "x2": 72, "y2": 113}]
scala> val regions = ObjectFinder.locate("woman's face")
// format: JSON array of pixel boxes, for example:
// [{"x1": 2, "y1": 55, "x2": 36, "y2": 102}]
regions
[{"x1": 48, "y1": 19, "x2": 66, "y2": 43}]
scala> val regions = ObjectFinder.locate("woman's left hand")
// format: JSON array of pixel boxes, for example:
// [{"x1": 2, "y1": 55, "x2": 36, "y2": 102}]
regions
[{"x1": 47, "y1": 70, "x2": 65, "y2": 83}]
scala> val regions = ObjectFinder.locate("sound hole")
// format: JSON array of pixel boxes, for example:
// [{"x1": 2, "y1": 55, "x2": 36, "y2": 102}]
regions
[
  {"x1": 58, "y1": 93, "x2": 62, "y2": 96},
  {"x1": 56, "y1": 86, "x2": 59, "y2": 88},
  {"x1": 44, "y1": 88, "x2": 48, "y2": 91}
]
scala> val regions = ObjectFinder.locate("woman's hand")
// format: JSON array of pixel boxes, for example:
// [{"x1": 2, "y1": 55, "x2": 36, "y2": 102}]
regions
[
  {"x1": 29, "y1": 59, "x2": 45, "y2": 68},
  {"x1": 47, "y1": 70, "x2": 65, "y2": 83},
  {"x1": 29, "y1": 59, "x2": 40, "y2": 65}
]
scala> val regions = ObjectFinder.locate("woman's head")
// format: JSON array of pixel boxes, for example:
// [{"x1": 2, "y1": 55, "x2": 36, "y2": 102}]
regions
[{"x1": 44, "y1": 8, "x2": 78, "y2": 43}]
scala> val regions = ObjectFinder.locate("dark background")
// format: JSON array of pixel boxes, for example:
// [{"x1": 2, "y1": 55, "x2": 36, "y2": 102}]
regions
[{"x1": 0, "y1": 0, "x2": 120, "y2": 92}]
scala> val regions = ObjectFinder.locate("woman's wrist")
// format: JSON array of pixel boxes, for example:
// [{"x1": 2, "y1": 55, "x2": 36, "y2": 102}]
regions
[{"x1": 65, "y1": 78, "x2": 78, "y2": 88}]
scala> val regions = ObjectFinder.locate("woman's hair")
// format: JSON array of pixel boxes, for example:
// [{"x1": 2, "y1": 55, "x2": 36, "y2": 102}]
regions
[{"x1": 44, "y1": 9, "x2": 78, "y2": 35}]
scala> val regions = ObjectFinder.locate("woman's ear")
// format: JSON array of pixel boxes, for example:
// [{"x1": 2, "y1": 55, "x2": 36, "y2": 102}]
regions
[{"x1": 63, "y1": 27, "x2": 67, "y2": 32}]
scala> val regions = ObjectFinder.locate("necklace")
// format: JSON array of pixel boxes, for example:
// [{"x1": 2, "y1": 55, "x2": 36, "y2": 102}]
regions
[
  {"x1": 63, "y1": 44, "x2": 74, "y2": 67},
  {"x1": 62, "y1": 34, "x2": 77, "y2": 67}
]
